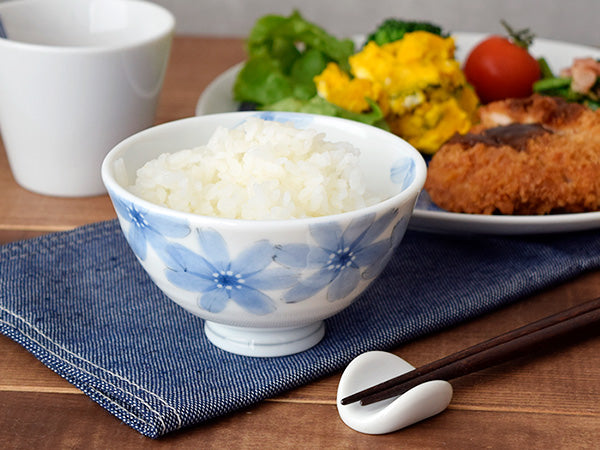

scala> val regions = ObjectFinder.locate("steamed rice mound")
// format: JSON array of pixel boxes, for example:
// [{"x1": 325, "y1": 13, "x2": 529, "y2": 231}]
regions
[{"x1": 131, "y1": 118, "x2": 380, "y2": 220}]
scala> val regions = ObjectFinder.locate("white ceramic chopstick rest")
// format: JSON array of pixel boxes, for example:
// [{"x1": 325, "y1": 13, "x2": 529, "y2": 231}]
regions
[{"x1": 337, "y1": 351, "x2": 453, "y2": 434}]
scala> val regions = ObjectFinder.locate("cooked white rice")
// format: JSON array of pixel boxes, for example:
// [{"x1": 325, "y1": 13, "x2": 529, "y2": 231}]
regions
[{"x1": 130, "y1": 117, "x2": 380, "y2": 220}]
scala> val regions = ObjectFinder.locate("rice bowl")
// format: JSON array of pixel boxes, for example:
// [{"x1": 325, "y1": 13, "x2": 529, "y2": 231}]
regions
[{"x1": 102, "y1": 111, "x2": 427, "y2": 357}]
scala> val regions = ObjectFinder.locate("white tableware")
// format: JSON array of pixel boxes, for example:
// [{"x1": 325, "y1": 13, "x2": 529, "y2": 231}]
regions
[
  {"x1": 411, "y1": 191, "x2": 600, "y2": 235},
  {"x1": 0, "y1": 0, "x2": 174, "y2": 197},
  {"x1": 195, "y1": 32, "x2": 600, "y2": 235},
  {"x1": 337, "y1": 351, "x2": 453, "y2": 434},
  {"x1": 102, "y1": 111, "x2": 427, "y2": 356}
]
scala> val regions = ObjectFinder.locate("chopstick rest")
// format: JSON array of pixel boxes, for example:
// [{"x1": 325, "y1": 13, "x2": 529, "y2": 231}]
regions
[
  {"x1": 342, "y1": 297, "x2": 600, "y2": 408},
  {"x1": 336, "y1": 351, "x2": 453, "y2": 434}
]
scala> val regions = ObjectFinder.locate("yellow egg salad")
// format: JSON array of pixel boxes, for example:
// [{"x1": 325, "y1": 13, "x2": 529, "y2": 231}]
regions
[{"x1": 314, "y1": 31, "x2": 479, "y2": 154}]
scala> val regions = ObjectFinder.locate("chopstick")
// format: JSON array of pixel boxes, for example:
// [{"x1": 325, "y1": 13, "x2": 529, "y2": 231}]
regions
[{"x1": 341, "y1": 296, "x2": 600, "y2": 406}]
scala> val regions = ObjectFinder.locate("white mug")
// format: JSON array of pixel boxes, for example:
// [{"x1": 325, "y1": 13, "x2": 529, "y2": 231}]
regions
[{"x1": 0, "y1": 0, "x2": 175, "y2": 197}]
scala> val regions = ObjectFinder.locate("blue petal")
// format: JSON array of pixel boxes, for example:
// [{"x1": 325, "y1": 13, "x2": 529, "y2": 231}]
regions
[
  {"x1": 246, "y1": 267, "x2": 299, "y2": 290},
  {"x1": 275, "y1": 243, "x2": 332, "y2": 269},
  {"x1": 362, "y1": 219, "x2": 409, "y2": 279},
  {"x1": 127, "y1": 224, "x2": 147, "y2": 260},
  {"x1": 283, "y1": 268, "x2": 336, "y2": 303},
  {"x1": 230, "y1": 286, "x2": 277, "y2": 315},
  {"x1": 309, "y1": 222, "x2": 343, "y2": 250},
  {"x1": 199, "y1": 288, "x2": 230, "y2": 313},
  {"x1": 306, "y1": 246, "x2": 337, "y2": 266},
  {"x1": 148, "y1": 213, "x2": 190, "y2": 238},
  {"x1": 231, "y1": 240, "x2": 274, "y2": 275},
  {"x1": 358, "y1": 209, "x2": 397, "y2": 246},
  {"x1": 196, "y1": 228, "x2": 230, "y2": 268},
  {"x1": 255, "y1": 111, "x2": 314, "y2": 129},
  {"x1": 327, "y1": 266, "x2": 360, "y2": 301},
  {"x1": 274, "y1": 243, "x2": 310, "y2": 268},
  {"x1": 283, "y1": 283, "x2": 323, "y2": 303},
  {"x1": 112, "y1": 197, "x2": 131, "y2": 219},
  {"x1": 353, "y1": 239, "x2": 392, "y2": 267},
  {"x1": 341, "y1": 213, "x2": 375, "y2": 249},
  {"x1": 361, "y1": 253, "x2": 392, "y2": 280},
  {"x1": 390, "y1": 156, "x2": 416, "y2": 189},
  {"x1": 165, "y1": 268, "x2": 216, "y2": 292},
  {"x1": 146, "y1": 231, "x2": 183, "y2": 269},
  {"x1": 164, "y1": 243, "x2": 218, "y2": 274},
  {"x1": 390, "y1": 217, "x2": 409, "y2": 246}
]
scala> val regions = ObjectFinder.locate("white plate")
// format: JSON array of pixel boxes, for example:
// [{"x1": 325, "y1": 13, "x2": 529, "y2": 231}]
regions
[{"x1": 196, "y1": 32, "x2": 600, "y2": 235}]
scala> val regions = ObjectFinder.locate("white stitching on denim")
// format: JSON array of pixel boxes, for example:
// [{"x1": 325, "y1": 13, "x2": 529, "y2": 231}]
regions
[
  {"x1": 0, "y1": 315, "x2": 164, "y2": 433},
  {"x1": 0, "y1": 306, "x2": 183, "y2": 432},
  {"x1": 0, "y1": 223, "x2": 183, "y2": 431},
  {"x1": 0, "y1": 222, "x2": 186, "y2": 433},
  {"x1": 0, "y1": 314, "x2": 169, "y2": 434},
  {"x1": 87, "y1": 386, "x2": 155, "y2": 434}
]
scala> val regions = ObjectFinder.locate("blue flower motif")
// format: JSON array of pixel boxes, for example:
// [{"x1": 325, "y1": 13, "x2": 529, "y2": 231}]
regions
[
  {"x1": 361, "y1": 215, "x2": 409, "y2": 280},
  {"x1": 275, "y1": 210, "x2": 398, "y2": 303},
  {"x1": 164, "y1": 229, "x2": 298, "y2": 315},
  {"x1": 253, "y1": 111, "x2": 315, "y2": 129},
  {"x1": 111, "y1": 196, "x2": 190, "y2": 265},
  {"x1": 390, "y1": 156, "x2": 416, "y2": 190}
]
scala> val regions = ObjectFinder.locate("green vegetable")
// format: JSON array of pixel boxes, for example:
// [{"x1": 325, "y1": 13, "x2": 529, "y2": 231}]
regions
[
  {"x1": 533, "y1": 71, "x2": 600, "y2": 111},
  {"x1": 533, "y1": 55, "x2": 600, "y2": 110},
  {"x1": 264, "y1": 96, "x2": 388, "y2": 129},
  {"x1": 233, "y1": 11, "x2": 355, "y2": 106},
  {"x1": 289, "y1": 48, "x2": 330, "y2": 100},
  {"x1": 537, "y1": 57, "x2": 555, "y2": 79},
  {"x1": 234, "y1": 56, "x2": 294, "y2": 106},
  {"x1": 533, "y1": 77, "x2": 571, "y2": 91},
  {"x1": 233, "y1": 12, "x2": 409, "y2": 129},
  {"x1": 365, "y1": 18, "x2": 447, "y2": 46},
  {"x1": 246, "y1": 11, "x2": 354, "y2": 70}
]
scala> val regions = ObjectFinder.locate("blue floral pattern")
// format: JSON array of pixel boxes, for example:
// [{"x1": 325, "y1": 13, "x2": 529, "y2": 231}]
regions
[
  {"x1": 111, "y1": 148, "x2": 410, "y2": 316},
  {"x1": 274, "y1": 210, "x2": 398, "y2": 303},
  {"x1": 108, "y1": 112, "x2": 424, "y2": 321},
  {"x1": 390, "y1": 156, "x2": 416, "y2": 190},
  {"x1": 163, "y1": 229, "x2": 298, "y2": 315},
  {"x1": 361, "y1": 215, "x2": 409, "y2": 280},
  {"x1": 111, "y1": 196, "x2": 190, "y2": 266},
  {"x1": 254, "y1": 111, "x2": 315, "y2": 129}
]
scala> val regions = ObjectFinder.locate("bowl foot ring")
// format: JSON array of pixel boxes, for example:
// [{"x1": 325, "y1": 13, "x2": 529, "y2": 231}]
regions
[{"x1": 204, "y1": 320, "x2": 325, "y2": 357}]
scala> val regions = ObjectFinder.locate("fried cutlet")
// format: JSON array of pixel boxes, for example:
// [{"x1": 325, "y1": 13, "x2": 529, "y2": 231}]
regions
[{"x1": 424, "y1": 95, "x2": 600, "y2": 215}]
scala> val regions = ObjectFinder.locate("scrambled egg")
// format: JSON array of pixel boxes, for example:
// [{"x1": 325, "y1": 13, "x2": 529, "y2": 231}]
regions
[{"x1": 314, "y1": 31, "x2": 479, "y2": 154}]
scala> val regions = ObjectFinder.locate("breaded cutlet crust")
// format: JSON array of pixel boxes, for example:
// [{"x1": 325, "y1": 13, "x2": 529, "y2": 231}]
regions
[{"x1": 425, "y1": 95, "x2": 600, "y2": 215}]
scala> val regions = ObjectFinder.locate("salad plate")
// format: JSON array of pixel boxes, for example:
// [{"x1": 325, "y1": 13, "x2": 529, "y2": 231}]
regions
[{"x1": 196, "y1": 32, "x2": 600, "y2": 235}]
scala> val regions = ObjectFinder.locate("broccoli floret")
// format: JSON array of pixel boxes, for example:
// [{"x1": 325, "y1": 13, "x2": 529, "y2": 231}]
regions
[{"x1": 366, "y1": 19, "x2": 447, "y2": 46}]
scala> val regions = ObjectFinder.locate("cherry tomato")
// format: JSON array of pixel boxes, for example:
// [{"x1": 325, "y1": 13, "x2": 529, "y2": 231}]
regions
[{"x1": 463, "y1": 35, "x2": 541, "y2": 103}]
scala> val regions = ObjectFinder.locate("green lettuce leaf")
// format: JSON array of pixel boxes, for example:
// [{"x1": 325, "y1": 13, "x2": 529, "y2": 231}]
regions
[
  {"x1": 234, "y1": 11, "x2": 354, "y2": 107},
  {"x1": 246, "y1": 11, "x2": 354, "y2": 69}
]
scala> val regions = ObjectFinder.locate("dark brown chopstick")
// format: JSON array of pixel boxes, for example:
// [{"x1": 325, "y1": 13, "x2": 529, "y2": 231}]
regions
[{"x1": 341, "y1": 297, "x2": 600, "y2": 406}]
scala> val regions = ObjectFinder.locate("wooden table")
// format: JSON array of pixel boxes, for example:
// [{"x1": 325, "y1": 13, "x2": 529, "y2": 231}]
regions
[{"x1": 1, "y1": 36, "x2": 599, "y2": 449}]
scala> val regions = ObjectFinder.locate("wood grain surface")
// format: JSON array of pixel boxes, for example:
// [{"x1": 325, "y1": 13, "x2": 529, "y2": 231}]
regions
[{"x1": 1, "y1": 36, "x2": 599, "y2": 449}]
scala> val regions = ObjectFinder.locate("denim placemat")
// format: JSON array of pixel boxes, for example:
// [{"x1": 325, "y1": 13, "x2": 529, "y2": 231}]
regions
[{"x1": 2, "y1": 219, "x2": 600, "y2": 438}]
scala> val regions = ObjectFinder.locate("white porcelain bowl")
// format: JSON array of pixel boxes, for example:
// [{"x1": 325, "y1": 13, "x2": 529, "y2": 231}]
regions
[{"x1": 101, "y1": 112, "x2": 427, "y2": 356}]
